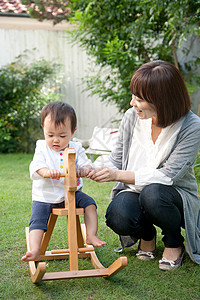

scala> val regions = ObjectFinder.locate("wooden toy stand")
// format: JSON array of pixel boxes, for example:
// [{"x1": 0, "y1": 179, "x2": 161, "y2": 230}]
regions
[{"x1": 25, "y1": 148, "x2": 127, "y2": 283}]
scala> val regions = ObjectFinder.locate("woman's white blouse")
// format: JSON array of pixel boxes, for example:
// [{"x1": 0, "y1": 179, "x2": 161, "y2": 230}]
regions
[{"x1": 126, "y1": 117, "x2": 184, "y2": 193}]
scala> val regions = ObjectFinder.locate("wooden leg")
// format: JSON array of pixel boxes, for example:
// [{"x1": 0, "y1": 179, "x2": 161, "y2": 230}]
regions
[
  {"x1": 40, "y1": 214, "x2": 58, "y2": 255},
  {"x1": 67, "y1": 191, "x2": 79, "y2": 270},
  {"x1": 76, "y1": 216, "x2": 85, "y2": 248}
]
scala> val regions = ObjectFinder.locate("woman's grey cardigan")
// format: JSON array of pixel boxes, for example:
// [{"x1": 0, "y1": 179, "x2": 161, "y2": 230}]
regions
[{"x1": 109, "y1": 108, "x2": 200, "y2": 264}]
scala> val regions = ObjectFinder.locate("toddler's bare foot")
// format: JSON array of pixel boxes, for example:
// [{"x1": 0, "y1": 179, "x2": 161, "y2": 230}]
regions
[
  {"x1": 86, "y1": 235, "x2": 107, "y2": 247},
  {"x1": 21, "y1": 250, "x2": 41, "y2": 262}
]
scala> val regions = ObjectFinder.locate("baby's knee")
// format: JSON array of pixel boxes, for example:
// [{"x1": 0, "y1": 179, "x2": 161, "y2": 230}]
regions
[{"x1": 85, "y1": 203, "x2": 97, "y2": 212}]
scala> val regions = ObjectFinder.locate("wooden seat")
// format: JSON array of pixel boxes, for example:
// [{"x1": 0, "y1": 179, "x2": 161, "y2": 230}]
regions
[{"x1": 25, "y1": 148, "x2": 127, "y2": 283}]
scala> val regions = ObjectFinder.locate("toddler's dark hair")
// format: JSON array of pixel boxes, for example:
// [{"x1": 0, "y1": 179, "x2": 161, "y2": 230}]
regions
[{"x1": 41, "y1": 102, "x2": 77, "y2": 133}]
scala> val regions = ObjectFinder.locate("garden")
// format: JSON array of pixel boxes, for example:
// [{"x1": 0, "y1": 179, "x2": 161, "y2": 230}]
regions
[{"x1": 1, "y1": 1, "x2": 200, "y2": 299}]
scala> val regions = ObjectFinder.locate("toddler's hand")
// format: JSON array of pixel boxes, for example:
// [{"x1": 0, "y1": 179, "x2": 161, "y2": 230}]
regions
[{"x1": 45, "y1": 169, "x2": 61, "y2": 180}]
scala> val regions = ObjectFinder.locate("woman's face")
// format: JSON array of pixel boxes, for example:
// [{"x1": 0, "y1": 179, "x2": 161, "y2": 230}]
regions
[{"x1": 130, "y1": 95, "x2": 157, "y2": 122}]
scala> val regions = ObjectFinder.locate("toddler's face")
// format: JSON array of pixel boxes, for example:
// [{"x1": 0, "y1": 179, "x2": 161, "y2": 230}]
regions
[{"x1": 43, "y1": 115, "x2": 74, "y2": 152}]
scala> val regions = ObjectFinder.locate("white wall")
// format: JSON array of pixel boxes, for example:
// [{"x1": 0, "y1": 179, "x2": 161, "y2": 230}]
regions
[{"x1": 0, "y1": 16, "x2": 121, "y2": 139}]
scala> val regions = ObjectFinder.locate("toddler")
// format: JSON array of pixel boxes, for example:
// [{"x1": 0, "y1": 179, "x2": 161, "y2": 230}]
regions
[{"x1": 22, "y1": 102, "x2": 106, "y2": 262}]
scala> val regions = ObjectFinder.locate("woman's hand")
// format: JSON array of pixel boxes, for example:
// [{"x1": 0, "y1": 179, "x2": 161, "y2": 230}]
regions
[
  {"x1": 87, "y1": 167, "x2": 116, "y2": 182},
  {"x1": 88, "y1": 167, "x2": 135, "y2": 184},
  {"x1": 77, "y1": 165, "x2": 92, "y2": 178}
]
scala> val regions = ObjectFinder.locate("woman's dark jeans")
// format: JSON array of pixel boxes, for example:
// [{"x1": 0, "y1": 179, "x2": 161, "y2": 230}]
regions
[{"x1": 106, "y1": 183, "x2": 184, "y2": 248}]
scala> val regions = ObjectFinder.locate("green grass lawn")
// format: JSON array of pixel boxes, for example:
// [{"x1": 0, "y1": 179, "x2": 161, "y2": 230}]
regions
[{"x1": 1, "y1": 153, "x2": 200, "y2": 300}]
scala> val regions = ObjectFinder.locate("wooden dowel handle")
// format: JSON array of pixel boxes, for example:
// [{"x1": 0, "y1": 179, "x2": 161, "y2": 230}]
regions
[{"x1": 43, "y1": 173, "x2": 68, "y2": 178}]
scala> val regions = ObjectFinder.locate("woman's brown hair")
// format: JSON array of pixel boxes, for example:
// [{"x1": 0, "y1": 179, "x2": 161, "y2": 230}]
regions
[
  {"x1": 130, "y1": 60, "x2": 191, "y2": 127},
  {"x1": 41, "y1": 102, "x2": 77, "y2": 133}
]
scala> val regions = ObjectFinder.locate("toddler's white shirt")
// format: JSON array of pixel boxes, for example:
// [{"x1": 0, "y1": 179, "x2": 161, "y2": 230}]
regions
[{"x1": 30, "y1": 140, "x2": 92, "y2": 203}]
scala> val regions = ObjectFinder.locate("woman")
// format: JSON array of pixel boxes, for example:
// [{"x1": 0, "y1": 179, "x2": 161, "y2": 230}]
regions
[{"x1": 88, "y1": 60, "x2": 200, "y2": 271}]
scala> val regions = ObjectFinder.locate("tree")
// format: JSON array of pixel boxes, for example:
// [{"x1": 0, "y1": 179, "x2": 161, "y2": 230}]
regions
[
  {"x1": 22, "y1": 0, "x2": 71, "y2": 24},
  {"x1": 23, "y1": 0, "x2": 200, "y2": 112},
  {"x1": 0, "y1": 52, "x2": 62, "y2": 153}
]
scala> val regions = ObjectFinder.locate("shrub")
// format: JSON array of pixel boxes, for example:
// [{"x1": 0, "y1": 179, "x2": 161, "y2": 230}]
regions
[{"x1": 0, "y1": 53, "x2": 62, "y2": 153}]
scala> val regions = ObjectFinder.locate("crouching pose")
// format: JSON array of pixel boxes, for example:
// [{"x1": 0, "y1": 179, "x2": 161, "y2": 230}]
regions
[{"x1": 88, "y1": 60, "x2": 200, "y2": 271}]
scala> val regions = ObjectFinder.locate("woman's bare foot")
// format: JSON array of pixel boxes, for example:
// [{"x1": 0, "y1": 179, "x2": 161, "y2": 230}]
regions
[
  {"x1": 140, "y1": 236, "x2": 156, "y2": 252},
  {"x1": 162, "y1": 247, "x2": 182, "y2": 261},
  {"x1": 21, "y1": 250, "x2": 41, "y2": 262},
  {"x1": 86, "y1": 235, "x2": 107, "y2": 247}
]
